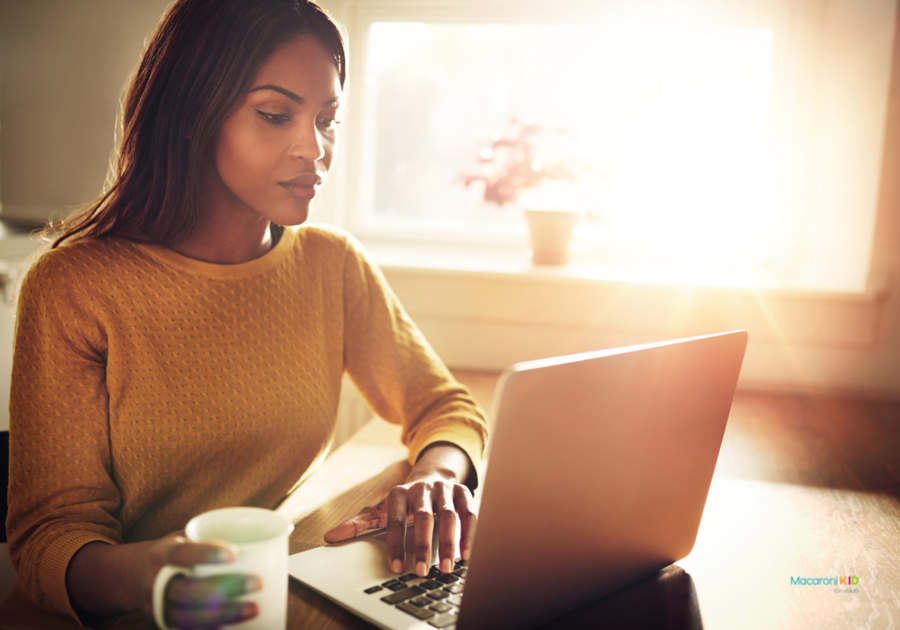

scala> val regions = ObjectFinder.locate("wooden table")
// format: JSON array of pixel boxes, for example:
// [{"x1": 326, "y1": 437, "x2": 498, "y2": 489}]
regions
[{"x1": 281, "y1": 370, "x2": 900, "y2": 630}]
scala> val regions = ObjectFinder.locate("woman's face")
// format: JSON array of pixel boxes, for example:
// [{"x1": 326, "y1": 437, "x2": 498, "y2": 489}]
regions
[{"x1": 203, "y1": 35, "x2": 342, "y2": 228}]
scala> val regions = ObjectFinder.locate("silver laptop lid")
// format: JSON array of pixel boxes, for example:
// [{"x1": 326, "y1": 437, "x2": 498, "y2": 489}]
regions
[{"x1": 457, "y1": 330, "x2": 748, "y2": 629}]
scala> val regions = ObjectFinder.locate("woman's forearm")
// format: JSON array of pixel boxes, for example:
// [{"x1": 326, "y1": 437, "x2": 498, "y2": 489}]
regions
[{"x1": 66, "y1": 540, "x2": 149, "y2": 616}]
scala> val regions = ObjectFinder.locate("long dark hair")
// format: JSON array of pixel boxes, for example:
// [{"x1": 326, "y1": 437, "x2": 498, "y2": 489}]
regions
[{"x1": 48, "y1": 0, "x2": 346, "y2": 249}]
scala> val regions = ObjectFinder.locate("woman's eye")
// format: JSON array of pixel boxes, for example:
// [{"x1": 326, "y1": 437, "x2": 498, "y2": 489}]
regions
[
  {"x1": 317, "y1": 118, "x2": 340, "y2": 132},
  {"x1": 257, "y1": 110, "x2": 291, "y2": 126}
]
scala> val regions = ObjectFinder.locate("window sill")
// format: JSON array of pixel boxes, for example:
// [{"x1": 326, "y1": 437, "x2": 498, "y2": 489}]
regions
[
  {"x1": 362, "y1": 238, "x2": 888, "y2": 360},
  {"x1": 363, "y1": 238, "x2": 887, "y2": 304}
]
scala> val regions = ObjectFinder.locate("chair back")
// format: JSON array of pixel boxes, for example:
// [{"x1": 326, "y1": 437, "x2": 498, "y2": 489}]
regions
[{"x1": 1, "y1": 431, "x2": 8, "y2": 544}]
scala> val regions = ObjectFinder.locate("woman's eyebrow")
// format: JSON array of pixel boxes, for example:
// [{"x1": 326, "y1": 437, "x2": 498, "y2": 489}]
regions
[
  {"x1": 250, "y1": 84, "x2": 341, "y2": 108},
  {"x1": 250, "y1": 84, "x2": 304, "y2": 104}
]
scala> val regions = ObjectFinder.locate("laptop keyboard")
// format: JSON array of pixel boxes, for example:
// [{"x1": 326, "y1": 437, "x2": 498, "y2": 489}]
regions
[{"x1": 362, "y1": 559, "x2": 467, "y2": 629}]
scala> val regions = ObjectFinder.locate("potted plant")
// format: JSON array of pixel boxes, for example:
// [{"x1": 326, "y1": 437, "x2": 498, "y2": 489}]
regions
[{"x1": 462, "y1": 119, "x2": 588, "y2": 265}]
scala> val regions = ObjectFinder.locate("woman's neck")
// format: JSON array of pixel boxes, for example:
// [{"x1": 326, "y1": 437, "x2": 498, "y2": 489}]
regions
[{"x1": 172, "y1": 212, "x2": 275, "y2": 264}]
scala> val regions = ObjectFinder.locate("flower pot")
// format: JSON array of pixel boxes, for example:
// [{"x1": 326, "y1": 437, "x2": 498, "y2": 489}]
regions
[{"x1": 524, "y1": 209, "x2": 580, "y2": 265}]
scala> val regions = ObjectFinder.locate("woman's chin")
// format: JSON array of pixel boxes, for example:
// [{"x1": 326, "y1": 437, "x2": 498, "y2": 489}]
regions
[{"x1": 268, "y1": 206, "x2": 311, "y2": 227}]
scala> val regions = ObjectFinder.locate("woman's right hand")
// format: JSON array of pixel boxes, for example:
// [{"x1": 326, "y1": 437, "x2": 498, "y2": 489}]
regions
[
  {"x1": 66, "y1": 535, "x2": 261, "y2": 628},
  {"x1": 140, "y1": 533, "x2": 261, "y2": 629}
]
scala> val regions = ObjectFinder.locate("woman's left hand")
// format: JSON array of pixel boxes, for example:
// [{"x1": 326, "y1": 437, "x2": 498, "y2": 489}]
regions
[{"x1": 323, "y1": 443, "x2": 476, "y2": 577}]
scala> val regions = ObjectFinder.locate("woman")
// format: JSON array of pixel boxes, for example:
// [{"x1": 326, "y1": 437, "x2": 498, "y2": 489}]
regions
[{"x1": 1, "y1": 1, "x2": 488, "y2": 628}]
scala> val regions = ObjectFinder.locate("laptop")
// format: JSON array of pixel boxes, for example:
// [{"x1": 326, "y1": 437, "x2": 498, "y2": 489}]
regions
[{"x1": 288, "y1": 330, "x2": 748, "y2": 629}]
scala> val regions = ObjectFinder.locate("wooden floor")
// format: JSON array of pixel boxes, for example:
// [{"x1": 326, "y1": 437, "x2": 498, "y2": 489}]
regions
[{"x1": 717, "y1": 392, "x2": 900, "y2": 493}]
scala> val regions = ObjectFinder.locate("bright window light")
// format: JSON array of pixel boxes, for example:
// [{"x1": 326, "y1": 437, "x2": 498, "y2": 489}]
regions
[
  {"x1": 362, "y1": 23, "x2": 775, "y2": 273},
  {"x1": 349, "y1": 2, "x2": 896, "y2": 292}
]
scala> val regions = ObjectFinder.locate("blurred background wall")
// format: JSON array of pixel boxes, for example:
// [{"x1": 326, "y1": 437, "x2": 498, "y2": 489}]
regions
[{"x1": 0, "y1": 0, "x2": 172, "y2": 224}]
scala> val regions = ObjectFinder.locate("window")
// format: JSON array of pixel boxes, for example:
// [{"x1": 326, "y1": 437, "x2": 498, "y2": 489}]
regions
[{"x1": 336, "y1": 0, "x2": 897, "y2": 292}]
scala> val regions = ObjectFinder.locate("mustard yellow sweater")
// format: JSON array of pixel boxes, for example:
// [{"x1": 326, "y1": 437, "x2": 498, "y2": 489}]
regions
[{"x1": 3, "y1": 225, "x2": 488, "y2": 626}]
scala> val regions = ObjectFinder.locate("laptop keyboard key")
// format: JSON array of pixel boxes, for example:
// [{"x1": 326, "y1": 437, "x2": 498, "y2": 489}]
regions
[
  {"x1": 453, "y1": 567, "x2": 467, "y2": 578},
  {"x1": 419, "y1": 580, "x2": 443, "y2": 591},
  {"x1": 399, "y1": 573, "x2": 418, "y2": 582},
  {"x1": 429, "y1": 612, "x2": 459, "y2": 628},
  {"x1": 436, "y1": 574, "x2": 459, "y2": 584},
  {"x1": 363, "y1": 586, "x2": 383, "y2": 594},
  {"x1": 397, "y1": 602, "x2": 436, "y2": 620},
  {"x1": 427, "y1": 590, "x2": 450, "y2": 600},
  {"x1": 381, "y1": 586, "x2": 425, "y2": 605},
  {"x1": 382, "y1": 579, "x2": 402, "y2": 587},
  {"x1": 444, "y1": 583, "x2": 464, "y2": 594},
  {"x1": 386, "y1": 582, "x2": 408, "y2": 592},
  {"x1": 447, "y1": 594, "x2": 463, "y2": 606},
  {"x1": 430, "y1": 602, "x2": 453, "y2": 613},
  {"x1": 410, "y1": 596, "x2": 432, "y2": 607}
]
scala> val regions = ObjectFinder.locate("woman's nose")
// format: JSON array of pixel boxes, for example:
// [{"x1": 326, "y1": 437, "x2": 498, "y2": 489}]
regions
[{"x1": 290, "y1": 120, "x2": 326, "y2": 161}]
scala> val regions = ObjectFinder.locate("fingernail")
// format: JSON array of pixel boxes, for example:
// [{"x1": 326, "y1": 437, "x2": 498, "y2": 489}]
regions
[
  {"x1": 391, "y1": 559, "x2": 403, "y2": 573},
  {"x1": 240, "y1": 602, "x2": 258, "y2": 621},
  {"x1": 441, "y1": 558, "x2": 452, "y2": 573},
  {"x1": 208, "y1": 547, "x2": 235, "y2": 563},
  {"x1": 220, "y1": 548, "x2": 237, "y2": 562},
  {"x1": 416, "y1": 561, "x2": 426, "y2": 577},
  {"x1": 244, "y1": 575, "x2": 262, "y2": 593}
]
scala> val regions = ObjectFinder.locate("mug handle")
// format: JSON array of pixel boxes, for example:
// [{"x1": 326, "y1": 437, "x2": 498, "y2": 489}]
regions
[{"x1": 152, "y1": 565, "x2": 191, "y2": 630}]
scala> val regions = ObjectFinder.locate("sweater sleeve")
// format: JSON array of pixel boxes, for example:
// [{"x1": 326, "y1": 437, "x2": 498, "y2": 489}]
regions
[
  {"x1": 340, "y1": 235, "x2": 489, "y2": 486},
  {"x1": 7, "y1": 251, "x2": 122, "y2": 621}
]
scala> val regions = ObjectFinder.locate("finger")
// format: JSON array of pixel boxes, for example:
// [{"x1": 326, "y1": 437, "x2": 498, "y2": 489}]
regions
[
  {"x1": 454, "y1": 484, "x2": 477, "y2": 561},
  {"x1": 166, "y1": 573, "x2": 262, "y2": 606},
  {"x1": 323, "y1": 504, "x2": 386, "y2": 543},
  {"x1": 165, "y1": 540, "x2": 239, "y2": 567},
  {"x1": 433, "y1": 482, "x2": 457, "y2": 574},
  {"x1": 411, "y1": 483, "x2": 434, "y2": 577},
  {"x1": 385, "y1": 486, "x2": 409, "y2": 574},
  {"x1": 166, "y1": 600, "x2": 257, "y2": 630}
]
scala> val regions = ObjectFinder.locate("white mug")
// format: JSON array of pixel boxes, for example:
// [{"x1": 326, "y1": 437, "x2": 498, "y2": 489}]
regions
[{"x1": 152, "y1": 507, "x2": 294, "y2": 630}]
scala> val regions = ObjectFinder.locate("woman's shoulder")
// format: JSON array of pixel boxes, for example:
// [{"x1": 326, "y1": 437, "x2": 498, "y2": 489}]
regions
[
  {"x1": 19, "y1": 237, "x2": 140, "y2": 297},
  {"x1": 293, "y1": 223, "x2": 370, "y2": 263},
  {"x1": 295, "y1": 223, "x2": 360, "y2": 250},
  {"x1": 34, "y1": 235, "x2": 132, "y2": 264}
]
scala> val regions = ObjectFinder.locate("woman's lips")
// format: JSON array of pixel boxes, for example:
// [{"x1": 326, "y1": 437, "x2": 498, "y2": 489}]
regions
[{"x1": 279, "y1": 173, "x2": 321, "y2": 200}]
